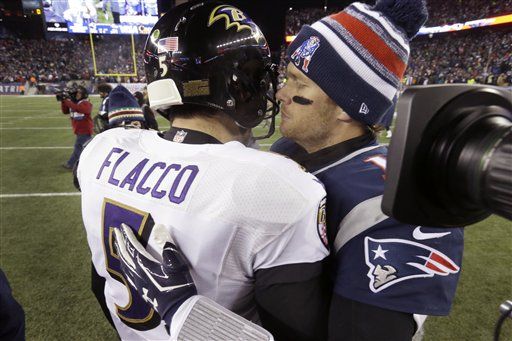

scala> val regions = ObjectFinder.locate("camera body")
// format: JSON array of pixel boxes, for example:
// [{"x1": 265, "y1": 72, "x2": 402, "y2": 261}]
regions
[
  {"x1": 382, "y1": 85, "x2": 512, "y2": 227},
  {"x1": 55, "y1": 87, "x2": 78, "y2": 102}
]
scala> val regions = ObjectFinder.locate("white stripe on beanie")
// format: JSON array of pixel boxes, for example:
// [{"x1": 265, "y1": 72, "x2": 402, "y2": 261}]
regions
[
  {"x1": 352, "y1": 2, "x2": 410, "y2": 53},
  {"x1": 344, "y1": 6, "x2": 409, "y2": 62},
  {"x1": 311, "y1": 21, "x2": 397, "y2": 101},
  {"x1": 323, "y1": 17, "x2": 400, "y2": 85}
]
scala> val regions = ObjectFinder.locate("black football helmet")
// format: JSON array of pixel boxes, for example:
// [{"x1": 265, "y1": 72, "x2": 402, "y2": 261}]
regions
[{"x1": 144, "y1": 1, "x2": 278, "y2": 138}]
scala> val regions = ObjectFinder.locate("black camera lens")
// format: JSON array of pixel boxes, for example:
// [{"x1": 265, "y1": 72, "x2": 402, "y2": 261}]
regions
[{"x1": 419, "y1": 88, "x2": 512, "y2": 224}]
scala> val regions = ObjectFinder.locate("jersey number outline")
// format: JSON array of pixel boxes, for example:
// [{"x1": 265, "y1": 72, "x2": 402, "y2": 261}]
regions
[
  {"x1": 364, "y1": 155, "x2": 387, "y2": 179},
  {"x1": 101, "y1": 198, "x2": 161, "y2": 330}
]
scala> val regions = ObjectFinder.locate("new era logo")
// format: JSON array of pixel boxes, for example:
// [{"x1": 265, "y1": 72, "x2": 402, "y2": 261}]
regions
[{"x1": 359, "y1": 103, "x2": 369, "y2": 115}]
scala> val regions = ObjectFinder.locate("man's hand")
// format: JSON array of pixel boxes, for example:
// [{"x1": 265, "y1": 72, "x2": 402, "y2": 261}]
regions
[{"x1": 113, "y1": 223, "x2": 197, "y2": 326}]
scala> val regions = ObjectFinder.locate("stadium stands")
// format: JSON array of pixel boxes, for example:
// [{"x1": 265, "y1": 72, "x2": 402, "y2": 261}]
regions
[
  {"x1": 285, "y1": 0, "x2": 512, "y2": 35},
  {"x1": 406, "y1": 27, "x2": 511, "y2": 86},
  {"x1": 0, "y1": 0, "x2": 510, "y2": 91},
  {"x1": 0, "y1": 35, "x2": 146, "y2": 88},
  {"x1": 425, "y1": 0, "x2": 512, "y2": 26}
]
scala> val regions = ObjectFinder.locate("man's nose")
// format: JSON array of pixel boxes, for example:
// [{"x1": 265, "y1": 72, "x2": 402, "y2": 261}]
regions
[{"x1": 276, "y1": 87, "x2": 291, "y2": 105}]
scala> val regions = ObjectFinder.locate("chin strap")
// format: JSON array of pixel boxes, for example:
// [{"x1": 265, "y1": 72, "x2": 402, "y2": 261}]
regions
[{"x1": 253, "y1": 64, "x2": 280, "y2": 141}]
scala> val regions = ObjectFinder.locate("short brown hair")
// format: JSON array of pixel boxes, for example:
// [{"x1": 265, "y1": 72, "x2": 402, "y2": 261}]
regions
[{"x1": 97, "y1": 83, "x2": 112, "y2": 94}]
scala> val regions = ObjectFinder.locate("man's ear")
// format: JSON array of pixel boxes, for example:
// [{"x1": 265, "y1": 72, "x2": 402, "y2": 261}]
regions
[{"x1": 335, "y1": 105, "x2": 352, "y2": 123}]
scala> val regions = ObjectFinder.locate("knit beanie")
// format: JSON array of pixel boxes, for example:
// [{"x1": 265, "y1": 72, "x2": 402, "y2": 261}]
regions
[
  {"x1": 108, "y1": 85, "x2": 145, "y2": 126},
  {"x1": 287, "y1": 0, "x2": 428, "y2": 126}
]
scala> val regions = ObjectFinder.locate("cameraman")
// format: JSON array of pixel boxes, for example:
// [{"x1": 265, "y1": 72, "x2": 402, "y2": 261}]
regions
[{"x1": 59, "y1": 86, "x2": 93, "y2": 170}]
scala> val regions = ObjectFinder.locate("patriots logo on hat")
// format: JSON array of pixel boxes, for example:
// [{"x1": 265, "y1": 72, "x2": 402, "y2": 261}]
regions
[
  {"x1": 290, "y1": 36, "x2": 320, "y2": 73},
  {"x1": 365, "y1": 237, "x2": 460, "y2": 293}
]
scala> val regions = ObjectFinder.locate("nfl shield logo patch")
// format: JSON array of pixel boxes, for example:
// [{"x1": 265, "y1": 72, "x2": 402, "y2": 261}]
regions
[{"x1": 173, "y1": 130, "x2": 188, "y2": 143}]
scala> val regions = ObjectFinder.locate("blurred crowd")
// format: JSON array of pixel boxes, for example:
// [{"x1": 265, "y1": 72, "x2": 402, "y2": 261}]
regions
[
  {"x1": 1, "y1": 0, "x2": 511, "y2": 89},
  {"x1": 0, "y1": 35, "x2": 146, "y2": 86},
  {"x1": 282, "y1": 0, "x2": 511, "y2": 87},
  {"x1": 285, "y1": 6, "x2": 343, "y2": 36},
  {"x1": 285, "y1": 0, "x2": 512, "y2": 36},
  {"x1": 405, "y1": 27, "x2": 512, "y2": 86},
  {"x1": 425, "y1": 0, "x2": 512, "y2": 26}
]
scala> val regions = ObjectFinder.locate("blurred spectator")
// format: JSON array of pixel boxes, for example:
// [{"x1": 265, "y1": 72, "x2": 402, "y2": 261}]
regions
[
  {"x1": 60, "y1": 86, "x2": 93, "y2": 170},
  {"x1": 93, "y1": 83, "x2": 113, "y2": 134}
]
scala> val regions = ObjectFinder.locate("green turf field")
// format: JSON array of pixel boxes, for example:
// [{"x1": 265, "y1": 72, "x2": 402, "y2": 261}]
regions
[{"x1": 0, "y1": 95, "x2": 510, "y2": 340}]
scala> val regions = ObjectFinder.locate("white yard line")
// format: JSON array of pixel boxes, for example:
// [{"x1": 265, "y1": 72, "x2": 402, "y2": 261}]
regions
[
  {"x1": 0, "y1": 127, "x2": 69, "y2": 130},
  {"x1": 0, "y1": 109, "x2": 56, "y2": 111},
  {"x1": 0, "y1": 146, "x2": 72, "y2": 150},
  {"x1": 0, "y1": 116, "x2": 64, "y2": 119},
  {"x1": 0, "y1": 192, "x2": 80, "y2": 199}
]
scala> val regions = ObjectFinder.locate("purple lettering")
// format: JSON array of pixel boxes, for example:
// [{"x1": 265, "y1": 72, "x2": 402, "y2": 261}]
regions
[
  {"x1": 169, "y1": 165, "x2": 199, "y2": 204},
  {"x1": 96, "y1": 147, "x2": 124, "y2": 180},
  {"x1": 108, "y1": 151, "x2": 130, "y2": 186},
  {"x1": 151, "y1": 164, "x2": 180, "y2": 199},
  {"x1": 136, "y1": 162, "x2": 166, "y2": 195},
  {"x1": 119, "y1": 158, "x2": 150, "y2": 191}
]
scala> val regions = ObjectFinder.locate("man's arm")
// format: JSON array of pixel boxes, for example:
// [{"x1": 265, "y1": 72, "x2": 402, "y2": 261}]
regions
[
  {"x1": 62, "y1": 99, "x2": 92, "y2": 118},
  {"x1": 113, "y1": 224, "x2": 274, "y2": 341},
  {"x1": 61, "y1": 101, "x2": 70, "y2": 114},
  {"x1": 254, "y1": 261, "x2": 331, "y2": 341},
  {"x1": 328, "y1": 294, "x2": 415, "y2": 341}
]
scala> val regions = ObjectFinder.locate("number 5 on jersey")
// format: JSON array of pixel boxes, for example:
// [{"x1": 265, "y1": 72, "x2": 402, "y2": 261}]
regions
[{"x1": 102, "y1": 198, "x2": 161, "y2": 330}]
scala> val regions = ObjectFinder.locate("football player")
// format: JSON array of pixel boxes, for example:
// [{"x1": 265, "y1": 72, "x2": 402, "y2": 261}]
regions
[
  {"x1": 77, "y1": 2, "x2": 330, "y2": 340},
  {"x1": 74, "y1": 84, "x2": 150, "y2": 320},
  {"x1": 272, "y1": 0, "x2": 464, "y2": 340}
]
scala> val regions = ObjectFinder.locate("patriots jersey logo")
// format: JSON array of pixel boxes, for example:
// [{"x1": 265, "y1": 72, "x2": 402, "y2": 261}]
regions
[
  {"x1": 365, "y1": 237, "x2": 460, "y2": 293},
  {"x1": 290, "y1": 36, "x2": 320, "y2": 73}
]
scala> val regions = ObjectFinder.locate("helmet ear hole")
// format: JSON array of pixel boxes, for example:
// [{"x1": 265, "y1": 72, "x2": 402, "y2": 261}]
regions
[{"x1": 148, "y1": 79, "x2": 183, "y2": 110}]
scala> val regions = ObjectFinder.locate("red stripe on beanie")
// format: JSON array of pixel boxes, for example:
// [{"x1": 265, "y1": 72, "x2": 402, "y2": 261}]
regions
[{"x1": 330, "y1": 12, "x2": 406, "y2": 79}]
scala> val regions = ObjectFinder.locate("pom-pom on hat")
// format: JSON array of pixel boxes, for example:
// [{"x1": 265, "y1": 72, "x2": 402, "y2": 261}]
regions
[
  {"x1": 107, "y1": 85, "x2": 145, "y2": 126},
  {"x1": 287, "y1": 0, "x2": 428, "y2": 126}
]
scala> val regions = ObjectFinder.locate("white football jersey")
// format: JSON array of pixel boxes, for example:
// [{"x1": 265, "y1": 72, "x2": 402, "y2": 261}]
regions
[{"x1": 77, "y1": 128, "x2": 328, "y2": 340}]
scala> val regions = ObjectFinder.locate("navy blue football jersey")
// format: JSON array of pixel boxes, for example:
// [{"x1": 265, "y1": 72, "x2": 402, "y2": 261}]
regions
[{"x1": 271, "y1": 136, "x2": 463, "y2": 316}]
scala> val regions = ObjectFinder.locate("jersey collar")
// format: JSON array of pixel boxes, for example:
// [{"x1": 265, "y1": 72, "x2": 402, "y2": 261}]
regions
[
  {"x1": 162, "y1": 127, "x2": 222, "y2": 145},
  {"x1": 301, "y1": 132, "x2": 377, "y2": 173}
]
